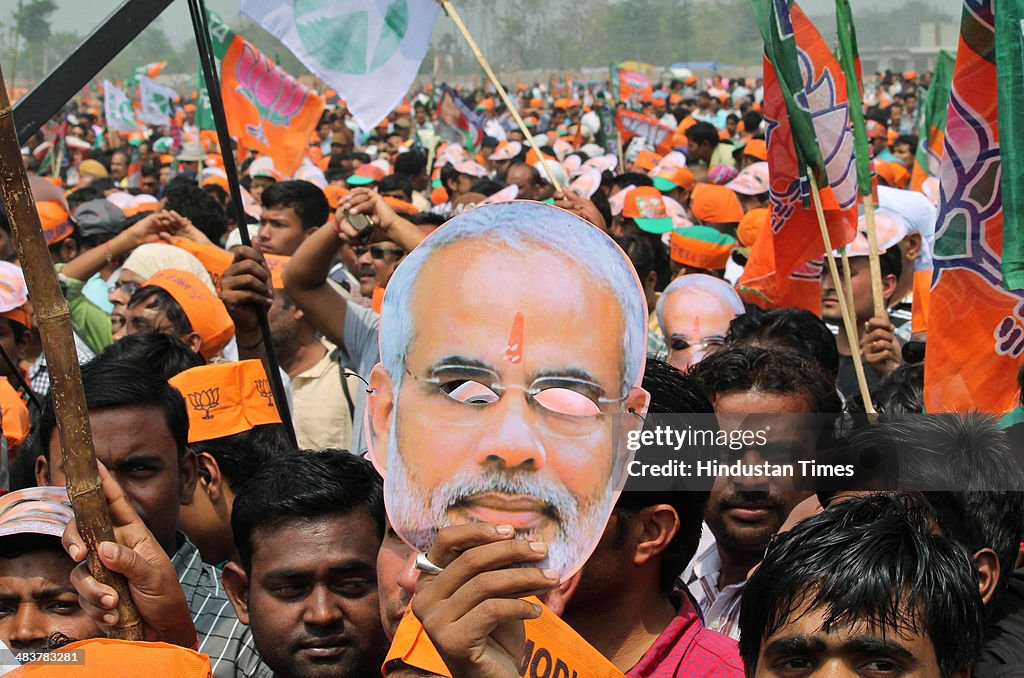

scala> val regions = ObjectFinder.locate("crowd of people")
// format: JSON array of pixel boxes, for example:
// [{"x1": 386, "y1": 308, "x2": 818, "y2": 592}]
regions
[{"x1": 0, "y1": 66, "x2": 1014, "y2": 678}]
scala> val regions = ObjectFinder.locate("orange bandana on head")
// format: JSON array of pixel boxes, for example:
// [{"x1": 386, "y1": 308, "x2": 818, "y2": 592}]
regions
[
  {"x1": 168, "y1": 360, "x2": 282, "y2": 443},
  {"x1": 144, "y1": 269, "x2": 235, "y2": 360}
]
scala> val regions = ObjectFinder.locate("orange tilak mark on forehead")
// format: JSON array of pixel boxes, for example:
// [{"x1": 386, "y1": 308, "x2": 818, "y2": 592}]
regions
[
  {"x1": 692, "y1": 315, "x2": 701, "y2": 338},
  {"x1": 504, "y1": 312, "x2": 525, "y2": 365}
]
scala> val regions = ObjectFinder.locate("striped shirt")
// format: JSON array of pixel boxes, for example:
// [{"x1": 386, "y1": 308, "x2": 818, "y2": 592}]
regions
[
  {"x1": 172, "y1": 537, "x2": 271, "y2": 678},
  {"x1": 683, "y1": 538, "x2": 745, "y2": 641}
]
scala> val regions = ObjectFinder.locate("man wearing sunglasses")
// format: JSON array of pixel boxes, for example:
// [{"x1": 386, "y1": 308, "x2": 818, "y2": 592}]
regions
[{"x1": 353, "y1": 241, "x2": 406, "y2": 300}]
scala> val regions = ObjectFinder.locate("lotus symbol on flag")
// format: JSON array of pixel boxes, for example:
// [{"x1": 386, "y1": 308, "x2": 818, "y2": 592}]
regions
[
  {"x1": 235, "y1": 43, "x2": 310, "y2": 126},
  {"x1": 995, "y1": 302, "x2": 1024, "y2": 359},
  {"x1": 293, "y1": 0, "x2": 409, "y2": 76}
]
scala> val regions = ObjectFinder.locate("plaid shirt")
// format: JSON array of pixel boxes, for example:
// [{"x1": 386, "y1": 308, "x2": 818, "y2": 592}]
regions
[
  {"x1": 27, "y1": 332, "x2": 96, "y2": 397},
  {"x1": 172, "y1": 537, "x2": 271, "y2": 678},
  {"x1": 627, "y1": 590, "x2": 744, "y2": 677}
]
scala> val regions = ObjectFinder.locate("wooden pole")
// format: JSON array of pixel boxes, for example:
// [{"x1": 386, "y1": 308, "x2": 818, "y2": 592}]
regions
[
  {"x1": 863, "y1": 193, "x2": 887, "y2": 318},
  {"x1": 439, "y1": 0, "x2": 563, "y2": 192},
  {"x1": 0, "y1": 64, "x2": 142, "y2": 640},
  {"x1": 807, "y1": 168, "x2": 877, "y2": 417}
]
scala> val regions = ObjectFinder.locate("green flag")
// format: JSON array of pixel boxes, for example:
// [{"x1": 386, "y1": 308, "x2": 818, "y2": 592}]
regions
[
  {"x1": 834, "y1": 0, "x2": 871, "y2": 197},
  {"x1": 911, "y1": 50, "x2": 954, "y2": 191},
  {"x1": 751, "y1": 0, "x2": 826, "y2": 190},
  {"x1": 997, "y1": 1, "x2": 1024, "y2": 289}
]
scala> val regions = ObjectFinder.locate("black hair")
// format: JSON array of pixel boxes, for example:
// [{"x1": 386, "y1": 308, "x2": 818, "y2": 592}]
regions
[
  {"x1": 726, "y1": 307, "x2": 840, "y2": 382},
  {"x1": 848, "y1": 363, "x2": 924, "y2": 416},
  {"x1": 740, "y1": 493, "x2": 984, "y2": 678},
  {"x1": 232, "y1": 449, "x2": 384, "y2": 573},
  {"x1": 614, "y1": 234, "x2": 655, "y2": 281},
  {"x1": 140, "y1": 164, "x2": 161, "y2": 180},
  {"x1": 742, "y1": 110, "x2": 763, "y2": 134},
  {"x1": 439, "y1": 163, "x2": 461, "y2": 198},
  {"x1": 609, "y1": 172, "x2": 654, "y2": 190},
  {"x1": 87, "y1": 178, "x2": 116, "y2": 194},
  {"x1": 839, "y1": 414, "x2": 1024, "y2": 596},
  {"x1": 126, "y1": 286, "x2": 193, "y2": 337},
  {"x1": 163, "y1": 177, "x2": 229, "y2": 244},
  {"x1": 37, "y1": 358, "x2": 189, "y2": 459},
  {"x1": 685, "y1": 121, "x2": 720, "y2": 148},
  {"x1": 259, "y1": 180, "x2": 330, "y2": 231},
  {"x1": 507, "y1": 162, "x2": 542, "y2": 187},
  {"x1": 194, "y1": 424, "x2": 294, "y2": 494},
  {"x1": 67, "y1": 186, "x2": 104, "y2": 211},
  {"x1": 394, "y1": 150, "x2": 427, "y2": 178},
  {"x1": 590, "y1": 189, "x2": 613, "y2": 230},
  {"x1": 96, "y1": 333, "x2": 203, "y2": 381},
  {"x1": 407, "y1": 212, "x2": 446, "y2": 228},
  {"x1": 0, "y1": 533, "x2": 64, "y2": 559},
  {"x1": 378, "y1": 174, "x2": 414, "y2": 202},
  {"x1": 324, "y1": 167, "x2": 347, "y2": 184},
  {"x1": 894, "y1": 134, "x2": 919, "y2": 153},
  {"x1": 468, "y1": 179, "x2": 505, "y2": 197},
  {"x1": 879, "y1": 244, "x2": 904, "y2": 285}
]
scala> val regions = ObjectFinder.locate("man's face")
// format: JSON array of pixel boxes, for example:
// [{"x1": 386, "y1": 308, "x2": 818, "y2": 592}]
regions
[
  {"x1": 661, "y1": 289, "x2": 737, "y2": 371},
  {"x1": 893, "y1": 143, "x2": 915, "y2": 170},
  {"x1": 42, "y1": 406, "x2": 195, "y2": 554},
  {"x1": 506, "y1": 166, "x2": 539, "y2": 201},
  {"x1": 250, "y1": 176, "x2": 277, "y2": 204},
  {"x1": 354, "y1": 245, "x2": 377, "y2": 297},
  {"x1": 0, "y1": 320, "x2": 27, "y2": 380},
  {"x1": 369, "y1": 241, "x2": 404, "y2": 291},
  {"x1": 448, "y1": 173, "x2": 475, "y2": 200},
  {"x1": 820, "y1": 256, "x2": 873, "y2": 326},
  {"x1": 257, "y1": 205, "x2": 308, "y2": 256},
  {"x1": 242, "y1": 514, "x2": 388, "y2": 678},
  {"x1": 159, "y1": 166, "x2": 171, "y2": 185},
  {"x1": 139, "y1": 174, "x2": 159, "y2": 195},
  {"x1": 0, "y1": 547, "x2": 101, "y2": 653},
  {"x1": 705, "y1": 391, "x2": 815, "y2": 556},
  {"x1": 371, "y1": 242, "x2": 647, "y2": 577},
  {"x1": 753, "y1": 599, "x2": 946, "y2": 678},
  {"x1": 109, "y1": 153, "x2": 128, "y2": 181},
  {"x1": 124, "y1": 295, "x2": 182, "y2": 343},
  {"x1": 375, "y1": 522, "x2": 415, "y2": 640},
  {"x1": 318, "y1": 123, "x2": 331, "y2": 141}
]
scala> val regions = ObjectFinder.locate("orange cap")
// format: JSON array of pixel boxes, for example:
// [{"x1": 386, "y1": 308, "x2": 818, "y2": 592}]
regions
[
  {"x1": 653, "y1": 167, "x2": 695, "y2": 192},
  {"x1": 874, "y1": 160, "x2": 910, "y2": 188},
  {"x1": 529, "y1": 98, "x2": 543, "y2": 109},
  {"x1": 431, "y1": 184, "x2": 448, "y2": 206},
  {"x1": 38, "y1": 201, "x2": 72, "y2": 246},
  {"x1": 168, "y1": 360, "x2": 282, "y2": 443},
  {"x1": 144, "y1": 269, "x2": 235, "y2": 360},
  {"x1": 383, "y1": 196, "x2": 420, "y2": 215},
  {"x1": 690, "y1": 183, "x2": 745, "y2": 224},
  {"x1": 0, "y1": 379, "x2": 28, "y2": 450},
  {"x1": 742, "y1": 139, "x2": 768, "y2": 161},
  {"x1": 5, "y1": 638, "x2": 212, "y2": 677},
  {"x1": 184, "y1": 103, "x2": 197, "y2": 113},
  {"x1": 738, "y1": 207, "x2": 770, "y2": 248},
  {"x1": 669, "y1": 225, "x2": 737, "y2": 270},
  {"x1": 0, "y1": 261, "x2": 30, "y2": 331},
  {"x1": 634, "y1": 149, "x2": 662, "y2": 171},
  {"x1": 202, "y1": 174, "x2": 231, "y2": 193}
]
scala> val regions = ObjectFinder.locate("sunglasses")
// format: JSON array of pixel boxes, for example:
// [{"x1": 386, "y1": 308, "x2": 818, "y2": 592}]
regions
[{"x1": 355, "y1": 246, "x2": 405, "y2": 260}]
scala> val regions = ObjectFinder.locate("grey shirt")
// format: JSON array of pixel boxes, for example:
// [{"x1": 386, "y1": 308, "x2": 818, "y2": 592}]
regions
[{"x1": 338, "y1": 300, "x2": 382, "y2": 455}]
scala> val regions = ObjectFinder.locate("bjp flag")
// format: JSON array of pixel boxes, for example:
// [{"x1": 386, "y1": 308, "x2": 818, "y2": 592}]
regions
[
  {"x1": 910, "y1": 50, "x2": 954, "y2": 191},
  {"x1": 924, "y1": 0, "x2": 1023, "y2": 414},
  {"x1": 619, "y1": 70, "x2": 653, "y2": 103},
  {"x1": 615, "y1": 110, "x2": 675, "y2": 155},
  {"x1": 197, "y1": 10, "x2": 324, "y2": 177}
]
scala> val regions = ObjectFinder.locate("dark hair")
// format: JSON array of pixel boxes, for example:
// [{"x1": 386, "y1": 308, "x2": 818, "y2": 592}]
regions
[
  {"x1": 840, "y1": 414, "x2": 1024, "y2": 595},
  {"x1": 37, "y1": 359, "x2": 189, "y2": 459},
  {"x1": 394, "y1": 150, "x2": 427, "y2": 178},
  {"x1": 140, "y1": 164, "x2": 161, "y2": 180},
  {"x1": 232, "y1": 449, "x2": 385, "y2": 573},
  {"x1": 879, "y1": 244, "x2": 903, "y2": 282},
  {"x1": 615, "y1": 234, "x2": 655, "y2": 280},
  {"x1": 614, "y1": 358, "x2": 713, "y2": 592},
  {"x1": 850, "y1": 363, "x2": 924, "y2": 416},
  {"x1": 87, "y1": 178, "x2": 116, "y2": 194},
  {"x1": 741, "y1": 111, "x2": 763, "y2": 134},
  {"x1": 67, "y1": 186, "x2": 104, "y2": 211},
  {"x1": 894, "y1": 134, "x2": 919, "y2": 153},
  {"x1": 126, "y1": 286, "x2": 193, "y2": 337},
  {"x1": 507, "y1": 162, "x2": 542, "y2": 186},
  {"x1": 324, "y1": 167, "x2": 346, "y2": 184},
  {"x1": 726, "y1": 307, "x2": 840, "y2": 382},
  {"x1": 610, "y1": 172, "x2": 654, "y2": 190},
  {"x1": 97, "y1": 333, "x2": 203, "y2": 381},
  {"x1": 0, "y1": 533, "x2": 64, "y2": 559},
  {"x1": 685, "y1": 121, "x2": 720, "y2": 148},
  {"x1": 259, "y1": 180, "x2": 330, "y2": 231},
  {"x1": 740, "y1": 493, "x2": 984, "y2": 678},
  {"x1": 163, "y1": 177, "x2": 229, "y2": 244},
  {"x1": 378, "y1": 174, "x2": 415, "y2": 202},
  {"x1": 195, "y1": 424, "x2": 294, "y2": 494},
  {"x1": 468, "y1": 178, "x2": 505, "y2": 197},
  {"x1": 439, "y1": 163, "x2": 461, "y2": 198}
]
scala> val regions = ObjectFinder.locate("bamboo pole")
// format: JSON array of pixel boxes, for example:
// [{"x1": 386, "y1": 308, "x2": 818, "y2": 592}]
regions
[
  {"x1": 0, "y1": 63, "x2": 142, "y2": 640},
  {"x1": 862, "y1": 193, "x2": 887, "y2": 318},
  {"x1": 807, "y1": 168, "x2": 876, "y2": 417},
  {"x1": 439, "y1": 0, "x2": 563, "y2": 192}
]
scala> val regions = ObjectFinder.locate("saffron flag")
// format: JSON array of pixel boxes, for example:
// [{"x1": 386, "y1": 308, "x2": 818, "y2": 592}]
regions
[
  {"x1": 738, "y1": 0, "x2": 858, "y2": 311},
  {"x1": 615, "y1": 110, "x2": 675, "y2": 155},
  {"x1": 103, "y1": 80, "x2": 139, "y2": 133},
  {"x1": 911, "y1": 50, "x2": 954, "y2": 191},
  {"x1": 435, "y1": 84, "x2": 486, "y2": 154},
  {"x1": 240, "y1": 0, "x2": 439, "y2": 131},
  {"x1": 138, "y1": 77, "x2": 179, "y2": 127},
  {"x1": 619, "y1": 70, "x2": 653, "y2": 103},
  {"x1": 196, "y1": 10, "x2": 325, "y2": 177},
  {"x1": 924, "y1": 0, "x2": 1023, "y2": 414}
]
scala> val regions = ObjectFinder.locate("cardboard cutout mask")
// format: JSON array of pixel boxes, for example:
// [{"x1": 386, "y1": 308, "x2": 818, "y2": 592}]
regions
[{"x1": 367, "y1": 201, "x2": 650, "y2": 581}]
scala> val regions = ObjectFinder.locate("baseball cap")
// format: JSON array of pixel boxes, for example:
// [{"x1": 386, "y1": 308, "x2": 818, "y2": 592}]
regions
[
  {"x1": 0, "y1": 487, "x2": 74, "y2": 540},
  {"x1": 0, "y1": 261, "x2": 30, "y2": 331},
  {"x1": 74, "y1": 199, "x2": 127, "y2": 240},
  {"x1": 347, "y1": 163, "x2": 387, "y2": 186},
  {"x1": 168, "y1": 360, "x2": 282, "y2": 443},
  {"x1": 622, "y1": 187, "x2": 674, "y2": 234},
  {"x1": 690, "y1": 183, "x2": 745, "y2": 224},
  {"x1": 874, "y1": 160, "x2": 910, "y2": 188},
  {"x1": 634, "y1": 149, "x2": 663, "y2": 171},
  {"x1": 726, "y1": 162, "x2": 770, "y2": 196},
  {"x1": 144, "y1": 269, "x2": 235, "y2": 360},
  {"x1": 38, "y1": 200, "x2": 73, "y2": 246},
  {"x1": 739, "y1": 138, "x2": 768, "y2": 161},
  {"x1": 653, "y1": 167, "x2": 695, "y2": 193},
  {"x1": 669, "y1": 226, "x2": 737, "y2": 270}
]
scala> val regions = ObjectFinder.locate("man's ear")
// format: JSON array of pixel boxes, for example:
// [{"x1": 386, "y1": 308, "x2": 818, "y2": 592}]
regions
[
  {"x1": 903, "y1": 232, "x2": 922, "y2": 262},
  {"x1": 882, "y1": 273, "x2": 899, "y2": 304},
  {"x1": 179, "y1": 449, "x2": 199, "y2": 507},
  {"x1": 222, "y1": 562, "x2": 252, "y2": 625},
  {"x1": 194, "y1": 452, "x2": 224, "y2": 503},
  {"x1": 34, "y1": 453, "x2": 50, "y2": 486},
  {"x1": 974, "y1": 548, "x2": 1001, "y2": 605},
  {"x1": 632, "y1": 504, "x2": 679, "y2": 568},
  {"x1": 185, "y1": 333, "x2": 203, "y2": 356},
  {"x1": 366, "y1": 364, "x2": 395, "y2": 474},
  {"x1": 643, "y1": 270, "x2": 658, "y2": 292}
]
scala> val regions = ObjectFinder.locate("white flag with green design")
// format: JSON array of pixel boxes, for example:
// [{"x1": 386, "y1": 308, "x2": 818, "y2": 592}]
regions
[
  {"x1": 103, "y1": 80, "x2": 139, "y2": 133},
  {"x1": 240, "y1": 0, "x2": 439, "y2": 131},
  {"x1": 139, "y1": 77, "x2": 179, "y2": 126}
]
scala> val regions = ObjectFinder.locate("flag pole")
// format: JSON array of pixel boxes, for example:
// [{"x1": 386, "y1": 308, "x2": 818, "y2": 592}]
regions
[
  {"x1": 186, "y1": 0, "x2": 298, "y2": 447},
  {"x1": 862, "y1": 193, "x2": 887, "y2": 318},
  {"x1": 0, "y1": 63, "x2": 143, "y2": 640},
  {"x1": 807, "y1": 168, "x2": 877, "y2": 417},
  {"x1": 438, "y1": 0, "x2": 563, "y2": 192}
]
